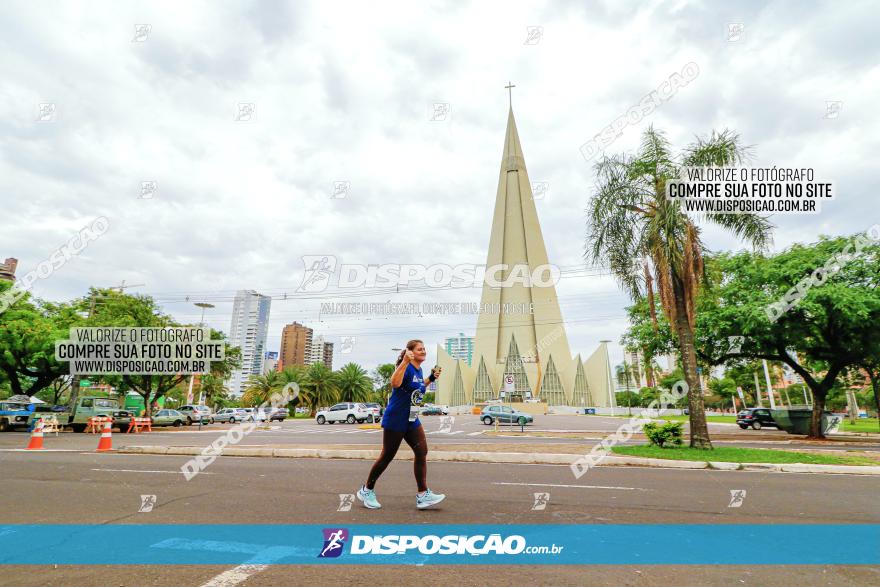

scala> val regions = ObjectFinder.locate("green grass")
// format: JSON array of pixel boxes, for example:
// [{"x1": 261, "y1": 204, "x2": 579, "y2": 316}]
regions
[
  {"x1": 840, "y1": 418, "x2": 880, "y2": 433},
  {"x1": 611, "y1": 444, "x2": 876, "y2": 466}
]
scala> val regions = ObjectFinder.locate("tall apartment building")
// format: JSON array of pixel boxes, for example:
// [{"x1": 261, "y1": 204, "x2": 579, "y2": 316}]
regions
[
  {"x1": 0, "y1": 257, "x2": 17, "y2": 282},
  {"x1": 263, "y1": 351, "x2": 279, "y2": 374},
  {"x1": 280, "y1": 322, "x2": 313, "y2": 369},
  {"x1": 309, "y1": 334, "x2": 334, "y2": 370},
  {"x1": 625, "y1": 350, "x2": 648, "y2": 388},
  {"x1": 444, "y1": 332, "x2": 474, "y2": 366},
  {"x1": 227, "y1": 290, "x2": 272, "y2": 396}
]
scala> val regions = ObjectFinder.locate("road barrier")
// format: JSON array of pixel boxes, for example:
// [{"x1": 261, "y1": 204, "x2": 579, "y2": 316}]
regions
[
  {"x1": 126, "y1": 417, "x2": 153, "y2": 433},
  {"x1": 85, "y1": 416, "x2": 112, "y2": 434},
  {"x1": 96, "y1": 421, "x2": 113, "y2": 452},
  {"x1": 40, "y1": 415, "x2": 61, "y2": 435}
]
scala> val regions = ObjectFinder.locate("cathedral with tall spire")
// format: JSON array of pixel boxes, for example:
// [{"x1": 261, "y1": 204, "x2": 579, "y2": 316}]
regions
[{"x1": 434, "y1": 102, "x2": 615, "y2": 408}]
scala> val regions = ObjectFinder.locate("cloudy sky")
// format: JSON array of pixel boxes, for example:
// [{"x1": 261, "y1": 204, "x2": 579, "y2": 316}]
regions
[{"x1": 2, "y1": 0, "x2": 877, "y2": 372}]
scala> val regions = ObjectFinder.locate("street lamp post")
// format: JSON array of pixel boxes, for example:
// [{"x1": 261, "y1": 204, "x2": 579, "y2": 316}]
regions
[{"x1": 189, "y1": 302, "x2": 215, "y2": 405}]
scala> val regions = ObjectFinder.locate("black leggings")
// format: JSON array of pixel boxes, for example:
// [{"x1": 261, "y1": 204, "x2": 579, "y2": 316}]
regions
[{"x1": 365, "y1": 425, "x2": 428, "y2": 492}]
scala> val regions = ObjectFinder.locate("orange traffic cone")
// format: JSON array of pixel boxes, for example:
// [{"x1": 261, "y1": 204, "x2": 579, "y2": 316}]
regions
[
  {"x1": 26, "y1": 420, "x2": 45, "y2": 450},
  {"x1": 96, "y1": 420, "x2": 113, "y2": 451}
]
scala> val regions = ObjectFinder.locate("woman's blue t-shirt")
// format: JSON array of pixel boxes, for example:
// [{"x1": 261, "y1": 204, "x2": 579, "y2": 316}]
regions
[{"x1": 381, "y1": 363, "x2": 425, "y2": 432}]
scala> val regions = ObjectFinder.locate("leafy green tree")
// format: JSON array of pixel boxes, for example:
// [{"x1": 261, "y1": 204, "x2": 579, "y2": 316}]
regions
[
  {"x1": 372, "y1": 363, "x2": 395, "y2": 404},
  {"x1": 695, "y1": 234, "x2": 880, "y2": 437},
  {"x1": 336, "y1": 363, "x2": 372, "y2": 403},
  {"x1": 586, "y1": 126, "x2": 773, "y2": 448},
  {"x1": 0, "y1": 283, "x2": 82, "y2": 397}
]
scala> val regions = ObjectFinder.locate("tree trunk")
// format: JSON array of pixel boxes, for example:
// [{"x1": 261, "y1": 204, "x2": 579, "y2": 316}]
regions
[
  {"x1": 809, "y1": 389, "x2": 827, "y2": 439},
  {"x1": 866, "y1": 367, "x2": 880, "y2": 434},
  {"x1": 671, "y1": 274, "x2": 712, "y2": 449}
]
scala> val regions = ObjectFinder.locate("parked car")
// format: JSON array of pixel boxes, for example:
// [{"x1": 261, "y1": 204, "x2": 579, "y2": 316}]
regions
[
  {"x1": 421, "y1": 404, "x2": 448, "y2": 415},
  {"x1": 316, "y1": 403, "x2": 371, "y2": 425},
  {"x1": 179, "y1": 404, "x2": 213, "y2": 425},
  {"x1": 268, "y1": 407, "x2": 288, "y2": 422},
  {"x1": 151, "y1": 409, "x2": 187, "y2": 427},
  {"x1": 361, "y1": 404, "x2": 382, "y2": 422},
  {"x1": 363, "y1": 402, "x2": 384, "y2": 417},
  {"x1": 420, "y1": 406, "x2": 444, "y2": 416},
  {"x1": 480, "y1": 405, "x2": 533, "y2": 426},
  {"x1": 213, "y1": 408, "x2": 255, "y2": 423},
  {"x1": 736, "y1": 408, "x2": 779, "y2": 430}
]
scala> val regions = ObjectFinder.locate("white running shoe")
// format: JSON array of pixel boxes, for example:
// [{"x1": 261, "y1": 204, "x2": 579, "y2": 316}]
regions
[
  {"x1": 416, "y1": 488, "x2": 446, "y2": 509},
  {"x1": 357, "y1": 485, "x2": 381, "y2": 509}
]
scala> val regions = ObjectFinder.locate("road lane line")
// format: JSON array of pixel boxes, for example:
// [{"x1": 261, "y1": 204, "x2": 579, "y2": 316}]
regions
[
  {"x1": 91, "y1": 468, "x2": 215, "y2": 475},
  {"x1": 466, "y1": 431, "x2": 483, "y2": 436},
  {"x1": 202, "y1": 564, "x2": 268, "y2": 586},
  {"x1": 492, "y1": 481, "x2": 649, "y2": 491}
]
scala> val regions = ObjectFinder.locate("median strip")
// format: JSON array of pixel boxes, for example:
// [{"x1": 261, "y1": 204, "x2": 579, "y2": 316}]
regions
[{"x1": 117, "y1": 445, "x2": 880, "y2": 475}]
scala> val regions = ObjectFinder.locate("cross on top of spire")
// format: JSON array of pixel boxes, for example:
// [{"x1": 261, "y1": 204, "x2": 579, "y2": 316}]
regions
[{"x1": 505, "y1": 81, "x2": 515, "y2": 108}]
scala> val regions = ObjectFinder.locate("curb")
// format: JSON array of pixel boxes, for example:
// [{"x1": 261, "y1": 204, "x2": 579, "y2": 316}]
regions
[{"x1": 118, "y1": 445, "x2": 880, "y2": 475}]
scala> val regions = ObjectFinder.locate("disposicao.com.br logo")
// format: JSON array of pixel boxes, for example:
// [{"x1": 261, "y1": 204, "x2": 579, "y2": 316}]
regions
[
  {"x1": 297, "y1": 255, "x2": 560, "y2": 292},
  {"x1": 320, "y1": 529, "x2": 563, "y2": 557}
]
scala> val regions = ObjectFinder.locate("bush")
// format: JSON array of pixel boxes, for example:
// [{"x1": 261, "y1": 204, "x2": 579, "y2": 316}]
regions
[{"x1": 643, "y1": 421, "x2": 684, "y2": 448}]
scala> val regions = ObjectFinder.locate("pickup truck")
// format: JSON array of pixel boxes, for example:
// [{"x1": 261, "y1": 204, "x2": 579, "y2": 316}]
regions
[
  {"x1": 47, "y1": 396, "x2": 134, "y2": 432},
  {"x1": 0, "y1": 401, "x2": 34, "y2": 432}
]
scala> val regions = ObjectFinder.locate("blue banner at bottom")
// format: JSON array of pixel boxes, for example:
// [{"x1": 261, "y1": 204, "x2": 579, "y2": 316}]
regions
[{"x1": 0, "y1": 525, "x2": 876, "y2": 565}]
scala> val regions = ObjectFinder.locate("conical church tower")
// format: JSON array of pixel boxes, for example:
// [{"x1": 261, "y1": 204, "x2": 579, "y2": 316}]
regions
[{"x1": 435, "y1": 103, "x2": 613, "y2": 408}]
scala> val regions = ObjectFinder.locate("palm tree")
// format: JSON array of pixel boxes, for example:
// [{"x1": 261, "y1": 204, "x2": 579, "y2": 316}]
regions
[
  {"x1": 241, "y1": 371, "x2": 282, "y2": 407},
  {"x1": 587, "y1": 126, "x2": 773, "y2": 449},
  {"x1": 336, "y1": 363, "x2": 373, "y2": 403},
  {"x1": 305, "y1": 362, "x2": 339, "y2": 416},
  {"x1": 278, "y1": 365, "x2": 309, "y2": 414},
  {"x1": 199, "y1": 373, "x2": 231, "y2": 409}
]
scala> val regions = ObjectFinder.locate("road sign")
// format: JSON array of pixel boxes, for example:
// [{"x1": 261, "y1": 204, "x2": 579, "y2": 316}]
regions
[
  {"x1": 504, "y1": 375, "x2": 515, "y2": 394},
  {"x1": 80, "y1": 380, "x2": 91, "y2": 387}
]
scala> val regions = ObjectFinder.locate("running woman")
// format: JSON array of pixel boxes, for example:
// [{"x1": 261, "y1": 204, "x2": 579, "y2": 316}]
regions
[{"x1": 357, "y1": 339, "x2": 445, "y2": 509}]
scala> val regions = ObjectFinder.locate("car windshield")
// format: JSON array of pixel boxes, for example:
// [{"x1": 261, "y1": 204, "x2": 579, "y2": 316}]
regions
[{"x1": 95, "y1": 399, "x2": 117, "y2": 408}]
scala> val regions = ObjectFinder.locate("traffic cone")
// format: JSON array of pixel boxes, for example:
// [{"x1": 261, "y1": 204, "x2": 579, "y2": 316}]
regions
[
  {"x1": 26, "y1": 420, "x2": 44, "y2": 450},
  {"x1": 96, "y1": 420, "x2": 113, "y2": 451}
]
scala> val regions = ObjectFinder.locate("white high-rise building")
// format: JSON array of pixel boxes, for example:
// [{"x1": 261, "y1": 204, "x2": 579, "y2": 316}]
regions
[
  {"x1": 445, "y1": 332, "x2": 474, "y2": 366},
  {"x1": 227, "y1": 290, "x2": 272, "y2": 396}
]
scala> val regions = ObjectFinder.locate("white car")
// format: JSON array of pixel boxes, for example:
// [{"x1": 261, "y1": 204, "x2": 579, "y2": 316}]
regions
[{"x1": 316, "y1": 403, "x2": 371, "y2": 425}]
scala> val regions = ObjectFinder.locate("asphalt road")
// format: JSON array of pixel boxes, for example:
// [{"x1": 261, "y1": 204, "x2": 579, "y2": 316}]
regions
[
  {"x1": 3, "y1": 415, "x2": 877, "y2": 454},
  {"x1": 2, "y1": 444, "x2": 879, "y2": 586}
]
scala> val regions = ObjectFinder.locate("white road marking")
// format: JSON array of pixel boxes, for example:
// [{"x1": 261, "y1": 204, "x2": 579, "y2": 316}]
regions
[
  {"x1": 201, "y1": 564, "x2": 268, "y2": 587},
  {"x1": 467, "y1": 431, "x2": 483, "y2": 436},
  {"x1": 0, "y1": 449, "x2": 82, "y2": 452},
  {"x1": 492, "y1": 481, "x2": 649, "y2": 491},
  {"x1": 91, "y1": 468, "x2": 215, "y2": 475},
  {"x1": 447, "y1": 430, "x2": 464, "y2": 435}
]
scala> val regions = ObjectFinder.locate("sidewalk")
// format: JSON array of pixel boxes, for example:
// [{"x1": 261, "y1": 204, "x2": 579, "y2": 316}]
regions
[{"x1": 119, "y1": 442, "x2": 880, "y2": 476}]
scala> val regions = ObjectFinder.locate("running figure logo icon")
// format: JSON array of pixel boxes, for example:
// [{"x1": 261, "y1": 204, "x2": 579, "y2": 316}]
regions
[
  {"x1": 298, "y1": 255, "x2": 337, "y2": 293},
  {"x1": 318, "y1": 528, "x2": 349, "y2": 558}
]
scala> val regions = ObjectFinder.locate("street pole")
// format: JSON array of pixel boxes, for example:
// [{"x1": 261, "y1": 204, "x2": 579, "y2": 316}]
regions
[
  {"x1": 762, "y1": 360, "x2": 776, "y2": 410},
  {"x1": 192, "y1": 302, "x2": 215, "y2": 406},
  {"x1": 802, "y1": 385, "x2": 810, "y2": 407},
  {"x1": 753, "y1": 372, "x2": 763, "y2": 407}
]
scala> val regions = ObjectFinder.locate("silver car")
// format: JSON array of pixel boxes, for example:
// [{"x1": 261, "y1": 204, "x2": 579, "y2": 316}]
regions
[
  {"x1": 213, "y1": 408, "x2": 254, "y2": 423},
  {"x1": 179, "y1": 404, "x2": 213, "y2": 425}
]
